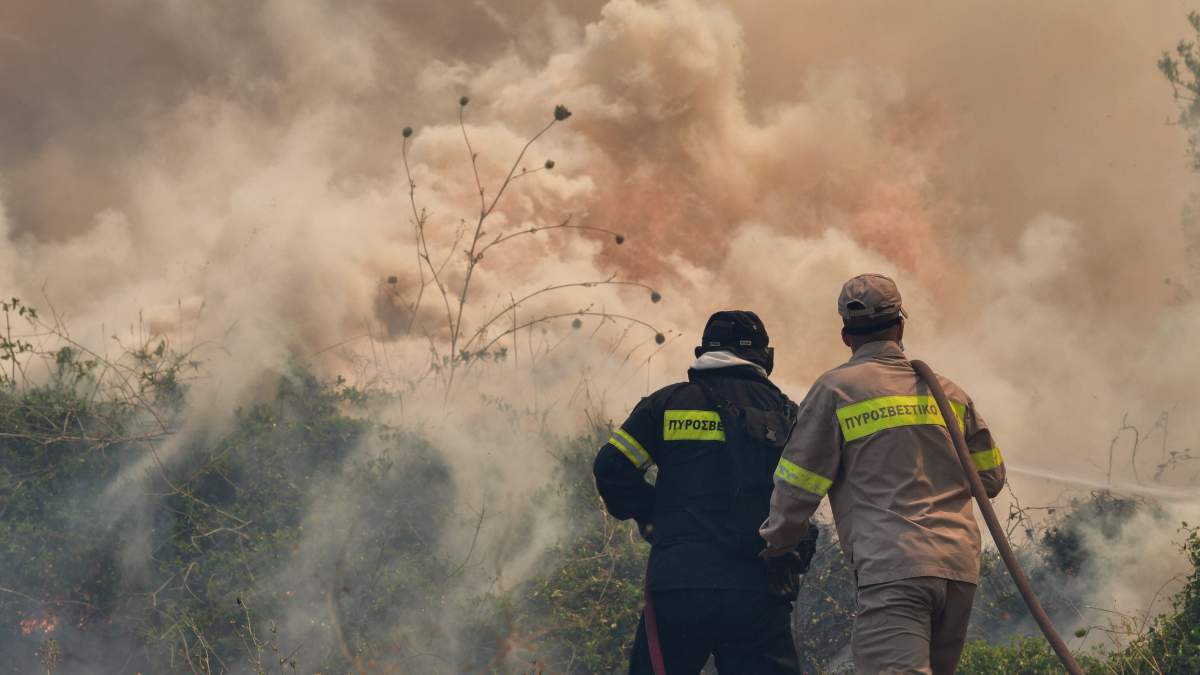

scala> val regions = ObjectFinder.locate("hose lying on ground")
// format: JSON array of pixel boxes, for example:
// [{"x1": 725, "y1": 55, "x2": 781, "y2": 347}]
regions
[{"x1": 911, "y1": 359, "x2": 1084, "y2": 675}]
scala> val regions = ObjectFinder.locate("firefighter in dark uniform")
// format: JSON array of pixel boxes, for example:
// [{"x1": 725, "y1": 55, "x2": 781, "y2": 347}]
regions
[{"x1": 593, "y1": 311, "x2": 817, "y2": 674}]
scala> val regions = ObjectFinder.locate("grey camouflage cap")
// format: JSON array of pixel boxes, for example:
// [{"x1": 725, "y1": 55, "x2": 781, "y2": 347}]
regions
[{"x1": 838, "y1": 273, "x2": 907, "y2": 329}]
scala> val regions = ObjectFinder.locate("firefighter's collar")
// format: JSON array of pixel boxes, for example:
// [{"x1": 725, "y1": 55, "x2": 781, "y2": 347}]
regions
[{"x1": 849, "y1": 340, "x2": 905, "y2": 362}]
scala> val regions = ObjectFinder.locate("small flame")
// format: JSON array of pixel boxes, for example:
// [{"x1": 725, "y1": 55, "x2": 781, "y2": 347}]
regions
[{"x1": 19, "y1": 614, "x2": 59, "y2": 636}]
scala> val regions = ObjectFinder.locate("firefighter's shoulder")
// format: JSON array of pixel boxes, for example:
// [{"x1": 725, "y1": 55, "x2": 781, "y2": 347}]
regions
[
  {"x1": 642, "y1": 380, "x2": 704, "y2": 408},
  {"x1": 933, "y1": 372, "x2": 972, "y2": 405},
  {"x1": 803, "y1": 362, "x2": 863, "y2": 400}
]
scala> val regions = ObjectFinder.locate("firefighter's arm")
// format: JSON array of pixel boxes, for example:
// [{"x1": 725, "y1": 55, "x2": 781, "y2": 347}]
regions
[
  {"x1": 963, "y1": 399, "x2": 1006, "y2": 498},
  {"x1": 592, "y1": 398, "x2": 657, "y2": 526},
  {"x1": 759, "y1": 383, "x2": 841, "y2": 552}
]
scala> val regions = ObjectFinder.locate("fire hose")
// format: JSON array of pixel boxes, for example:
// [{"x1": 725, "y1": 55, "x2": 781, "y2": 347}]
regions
[
  {"x1": 911, "y1": 360, "x2": 1084, "y2": 675},
  {"x1": 643, "y1": 582, "x2": 668, "y2": 675}
]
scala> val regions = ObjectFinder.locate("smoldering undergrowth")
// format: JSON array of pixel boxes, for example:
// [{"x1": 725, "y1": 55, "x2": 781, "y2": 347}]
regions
[
  {"x1": 0, "y1": 323, "x2": 528, "y2": 673},
  {"x1": 3, "y1": 302, "x2": 1200, "y2": 674}
]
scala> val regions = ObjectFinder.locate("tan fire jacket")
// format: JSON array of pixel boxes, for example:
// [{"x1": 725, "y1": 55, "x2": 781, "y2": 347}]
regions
[{"x1": 759, "y1": 340, "x2": 1005, "y2": 587}]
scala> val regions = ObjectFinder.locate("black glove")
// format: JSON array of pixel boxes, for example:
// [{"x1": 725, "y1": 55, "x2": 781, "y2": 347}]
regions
[
  {"x1": 793, "y1": 522, "x2": 820, "y2": 574},
  {"x1": 765, "y1": 523, "x2": 820, "y2": 599}
]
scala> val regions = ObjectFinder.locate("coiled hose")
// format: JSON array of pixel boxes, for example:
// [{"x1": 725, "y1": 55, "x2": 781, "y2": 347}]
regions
[{"x1": 911, "y1": 359, "x2": 1084, "y2": 675}]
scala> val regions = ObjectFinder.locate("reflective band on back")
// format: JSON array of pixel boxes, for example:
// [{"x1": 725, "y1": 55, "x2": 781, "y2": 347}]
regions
[
  {"x1": 663, "y1": 410, "x2": 726, "y2": 441},
  {"x1": 836, "y1": 395, "x2": 965, "y2": 443},
  {"x1": 774, "y1": 457, "x2": 833, "y2": 496},
  {"x1": 611, "y1": 428, "x2": 652, "y2": 469},
  {"x1": 971, "y1": 446, "x2": 1003, "y2": 472}
]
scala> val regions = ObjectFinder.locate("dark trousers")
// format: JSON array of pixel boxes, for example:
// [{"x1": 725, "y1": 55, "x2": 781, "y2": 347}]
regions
[{"x1": 629, "y1": 589, "x2": 801, "y2": 675}]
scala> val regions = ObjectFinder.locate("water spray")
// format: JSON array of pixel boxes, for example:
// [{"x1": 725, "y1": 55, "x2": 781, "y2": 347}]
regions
[
  {"x1": 1008, "y1": 463, "x2": 1200, "y2": 503},
  {"x1": 911, "y1": 360, "x2": 1084, "y2": 675}
]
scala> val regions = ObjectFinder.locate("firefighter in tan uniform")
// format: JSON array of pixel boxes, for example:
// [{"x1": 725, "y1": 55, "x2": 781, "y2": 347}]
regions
[{"x1": 759, "y1": 274, "x2": 1006, "y2": 674}]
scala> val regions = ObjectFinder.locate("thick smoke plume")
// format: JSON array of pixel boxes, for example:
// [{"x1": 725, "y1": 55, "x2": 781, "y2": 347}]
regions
[{"x1": 2, "y1": 0, "x2": 1199, "y2": 667}]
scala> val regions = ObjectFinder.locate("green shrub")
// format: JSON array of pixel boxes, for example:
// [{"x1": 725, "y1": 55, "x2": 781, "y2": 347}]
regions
[
  {"x1": 1106, "y1": 527, "x2": 1200, "y2": 674},
  {"x1": 513, "y1": 432, "x2": 648, "y2": 673},
  {"x1": 0, "y1": 359, "x2": 464, "y2": 672},
  {"x1": 958, "y1": 636, "x2": 1097, "y2": 674}
]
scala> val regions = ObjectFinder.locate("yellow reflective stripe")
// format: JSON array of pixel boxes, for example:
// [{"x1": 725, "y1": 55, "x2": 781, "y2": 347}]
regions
[
  {"x1": 952, "y1": 401, "x2": 967, "y2": 432},
  {"x1": 971, "y1": 446, "x2": 1003, "y2": 472},
  {"x1": 774, "y1": 457, "x2": 833, "y2": 497},
  {"x1": 610, "y1": 428, "x2": 652, "y2": 469},
  {"x1": 663, "y1": 410, "x2": 726, "y2": 441},
  {"x1": 836, "y1": 395, "x2": 966, "y2": 443}
]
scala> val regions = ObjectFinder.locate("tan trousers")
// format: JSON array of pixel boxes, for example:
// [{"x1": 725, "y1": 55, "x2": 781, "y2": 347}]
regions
[{"x1": 851, "y1": 576, "x2": 977, "y2": 675}]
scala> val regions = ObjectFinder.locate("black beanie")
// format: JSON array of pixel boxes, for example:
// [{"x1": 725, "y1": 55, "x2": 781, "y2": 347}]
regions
[{"x1": 698, "y1": 310, "x2": 770, "y2": 351}]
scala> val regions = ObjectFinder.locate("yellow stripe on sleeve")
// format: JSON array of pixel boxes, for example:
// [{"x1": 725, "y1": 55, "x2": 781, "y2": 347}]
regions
[
  {"x1": 610, "y1": 428, "x2": 653, "y2": 469},
  {"x1": 971, "y1": 446, "x2": 1003, "y2": 472},
  {"x1": 774, "y1": 457, "x2": 833, "y2": 497}
]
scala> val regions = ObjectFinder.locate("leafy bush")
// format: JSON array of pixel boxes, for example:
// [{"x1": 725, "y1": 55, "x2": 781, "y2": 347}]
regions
[
  {"x1": 0, "y1": 349, "x2": 467, "y2": 673},
  {"x1": 959, "y1": 635, "x2": 1102, "y2": 674},
  {"x1": 1106, "y1": 527, "x2": 1200, "y2": 674},
  {"x1": 517, "y1": 433, "x2": 648, "y2": 673}
]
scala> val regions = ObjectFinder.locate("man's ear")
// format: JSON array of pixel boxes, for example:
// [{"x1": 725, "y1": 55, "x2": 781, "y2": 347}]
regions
[{"x1": 840, "y1": 328, "x2": 852, "y2": 348}]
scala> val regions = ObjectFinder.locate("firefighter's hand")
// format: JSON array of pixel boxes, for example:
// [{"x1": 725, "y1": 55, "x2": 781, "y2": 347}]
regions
[
  {"x1": 758, "y1": 541, "x2": 797, "y2": 559},
  {"x1": 793, "y1": 522, "x2": 821, "y2": 573},
  {"x1": 637, "y1": 521, "x2": 655, "y2": 543}
]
